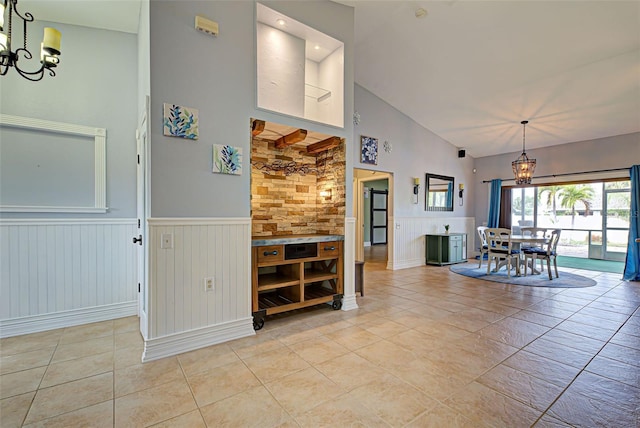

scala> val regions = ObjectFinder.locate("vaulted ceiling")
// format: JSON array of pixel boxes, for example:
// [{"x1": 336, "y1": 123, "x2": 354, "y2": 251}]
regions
[
  {"x1": 340, "y1": 0, "x2": 640, "y2": 158},
  {"x1": 21, "y1": 1, "x2": 640, "y2": 158}
]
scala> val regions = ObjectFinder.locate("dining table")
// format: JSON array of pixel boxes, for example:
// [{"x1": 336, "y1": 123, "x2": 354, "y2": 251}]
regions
[{"x1": 492, "y1": 234, "x2": 550, "y2": 275}]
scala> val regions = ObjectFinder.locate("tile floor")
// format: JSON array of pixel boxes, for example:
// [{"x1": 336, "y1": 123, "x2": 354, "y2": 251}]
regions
[{"x1": 1, "y1": 260, "x2": 639, "y2": 427}]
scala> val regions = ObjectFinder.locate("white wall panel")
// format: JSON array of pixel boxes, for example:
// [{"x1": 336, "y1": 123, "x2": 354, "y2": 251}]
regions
[
  {"x1": 0, "y1": 219, "x2": 137, "y2": 328},
  {"x1": 392, "y1": 217, "x2": 475, "y2": 270},
  {"x1": 147, "y1": 218, "x2": 251, "y2": 339}
]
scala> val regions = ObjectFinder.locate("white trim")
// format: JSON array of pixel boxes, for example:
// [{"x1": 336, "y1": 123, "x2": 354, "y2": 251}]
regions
[
  {"x1": 342, "y1": 217, "x2": 359, "y2": 311},
  {"x1": 0, "y1": 206, "x2": 108, "y2": 213},
  {"x1": 0, "y1": 302, "x2": 137, "y2": 338},
  {"x1": 142, "y1": 318, "x2": 254, "y2": 362},
  {"x1": 0, "y1": 114, "x2": 105, "y2": 136},
  {"x1": 393, "y1": 216, "x2": 476, "y2": 221},
  {"x1": 0, "y1": 218, "x2": 136, "y2": 226},
  {"x1": 148, "y1": 217, "x2": 251, "y2": 226},
  {"x1": 364, "y1": 241, "x2": 371, "y2": 247},
  {"x1": 0, "y1": 114, "x2": 107, "y2": 213}
]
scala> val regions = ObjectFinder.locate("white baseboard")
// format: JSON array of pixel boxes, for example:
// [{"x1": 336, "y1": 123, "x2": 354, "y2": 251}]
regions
[
  {"x1": 389, "y1": 258, "x2": 424, "y2": 270},
  {"x1": 364, "y1": 241, "x2": 371, "y2": 247},
  {"x1": 0, "y1": 302, "x2": 137, "y2": 338},
  {"x1": 142, "y1": 318, "x2": 255, "y2": 362}
]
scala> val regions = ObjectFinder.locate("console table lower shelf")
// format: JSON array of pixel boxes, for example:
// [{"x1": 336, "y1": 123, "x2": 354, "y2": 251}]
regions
[{"x1": 252, "y1": 241, "x2": 344, "y2": 330}]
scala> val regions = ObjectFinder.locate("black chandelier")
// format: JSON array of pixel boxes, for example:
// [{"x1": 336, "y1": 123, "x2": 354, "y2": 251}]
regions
[
  {"x1": 0, "y1": 0, "x2": 61, "y2": 81},
  {"x1": 512, "y1": 120, "x2": 536, "y2": 185}
]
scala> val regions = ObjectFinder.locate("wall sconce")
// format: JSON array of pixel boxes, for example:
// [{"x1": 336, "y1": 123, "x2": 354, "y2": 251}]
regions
[
  {"x1": 320, "y1": 189, "x2": 332, "y2": 199},
  {"x1": 458, "y1": 183, "x2": 464, "y2": 206},
  {"x1": 413, "y1": 177, "x2": 420, "y2": 204}
]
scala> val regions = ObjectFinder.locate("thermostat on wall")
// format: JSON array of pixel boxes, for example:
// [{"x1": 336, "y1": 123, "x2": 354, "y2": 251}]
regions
[{"x1": 195, "y1": 15, "x2": 219, "y2": 37}]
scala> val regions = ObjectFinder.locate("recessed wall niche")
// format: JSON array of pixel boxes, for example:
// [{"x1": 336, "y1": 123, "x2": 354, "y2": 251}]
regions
[
  {"x1": 250, "y1": 119, "x2": 346, "y2": 237},
  {"x1": 256, "y1": 3, "x2": 344, "y2": 128}
]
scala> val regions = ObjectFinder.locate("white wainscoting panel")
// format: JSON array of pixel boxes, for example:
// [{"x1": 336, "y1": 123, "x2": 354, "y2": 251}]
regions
[
  {"x1": 0, "y1": 218, "x2": 138, "y2": 337},
  {"x1": 391, "y1": 217, "x2": 476, "y2": 270},
  {"x1": 147, "y1": 218, "x2": 253, "y2": 341}
]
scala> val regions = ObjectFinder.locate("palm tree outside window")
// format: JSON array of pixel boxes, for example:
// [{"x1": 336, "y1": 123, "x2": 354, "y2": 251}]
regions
[{"x1": 511, "y1": 179, "x2": 630, "y2": 261}]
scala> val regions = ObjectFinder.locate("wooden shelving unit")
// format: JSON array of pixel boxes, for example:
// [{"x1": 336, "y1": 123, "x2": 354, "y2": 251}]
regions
[{"x1": 252, "y1": 241, "x2": 343, "y2": 330}]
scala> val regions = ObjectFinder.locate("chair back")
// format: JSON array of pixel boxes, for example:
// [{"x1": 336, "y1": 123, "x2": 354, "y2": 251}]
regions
[
  {"x1": 477, "y1": 226, "x2": 488, "y2": 247},
  {"x1": 546, "y1": 229, "x2": 561, "y2": 255},
  {"x1": 485, "y1": 227, "x2": 514, "y2": 254},
  {"x1": 520, "y1": 227, "x2": 548, "y2": 239},
  {"x1": 522, "y1": 227, "x2": 549, "y2": 248}
]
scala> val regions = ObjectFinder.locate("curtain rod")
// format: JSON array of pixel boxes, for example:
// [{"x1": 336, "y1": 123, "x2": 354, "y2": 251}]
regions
[{"x1": 482, "y1": 167, "x2": 629, "y2": 184}]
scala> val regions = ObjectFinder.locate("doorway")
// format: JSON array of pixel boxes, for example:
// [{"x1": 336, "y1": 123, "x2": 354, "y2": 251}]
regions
[{"x1": 354, "y1": 169, "x2": 393, "y2": 266}]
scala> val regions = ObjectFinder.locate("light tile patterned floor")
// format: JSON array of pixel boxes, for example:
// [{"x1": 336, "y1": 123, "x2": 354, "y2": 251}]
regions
[{"x1": 1, "y1": 261, "x2": 639, "y2": 427}]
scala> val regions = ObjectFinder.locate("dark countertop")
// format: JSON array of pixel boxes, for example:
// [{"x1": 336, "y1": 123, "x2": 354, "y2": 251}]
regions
[{"x1": 252, "y1": 234, "x2": 344, "y2": 246}]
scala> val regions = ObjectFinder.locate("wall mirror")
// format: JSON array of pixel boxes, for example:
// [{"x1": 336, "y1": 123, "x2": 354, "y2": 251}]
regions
[{"x1": 425, "y1": 173, "x2": 454, "y2": 211}]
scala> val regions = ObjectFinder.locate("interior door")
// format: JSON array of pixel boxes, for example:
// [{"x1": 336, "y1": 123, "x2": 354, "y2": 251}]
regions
[
  {"x1": 371, "y1": 189, "x2": 388, "y2": 245},
  {"x1": 136, "y1": 103, "x2": 149, "y2": 340}
]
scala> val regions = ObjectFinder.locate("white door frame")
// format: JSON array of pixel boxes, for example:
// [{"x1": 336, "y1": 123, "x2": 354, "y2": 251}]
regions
[
  {"x1": 353, "y1": 169, "x2": 394, "y2": 267},
  {"x1": 137, "y1": 97, "x2": 151, "y2": 340}
]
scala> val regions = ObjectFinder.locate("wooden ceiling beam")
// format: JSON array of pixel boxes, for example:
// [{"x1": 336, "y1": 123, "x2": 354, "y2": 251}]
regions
[
  {"x1": 274, "y1": 128, "x2": 307, "y2": 149},
  {"x1": 306, "y1": 136, "x2": 341, "y2": 154},
  {"x1": 251, "y1": 119, "x2": 265, "y2": 136}
]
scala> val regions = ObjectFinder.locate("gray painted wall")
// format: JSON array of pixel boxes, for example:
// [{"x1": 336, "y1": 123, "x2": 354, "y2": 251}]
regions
[
  {"x1": 138, "y1": 0, "x2": 150, "y2": 122},
  {"x1": 149, "y1": 0, "x2": 354, "y2": 218},
  {"x1": 473, "y1": 132, "x2": 640, "y2": 228},
  {"x1": 0, "y1": 21, "x2": 138, "y2": 218},
  {"x1": 353, "y1": 84, "x2": 476, "y2": 218}
]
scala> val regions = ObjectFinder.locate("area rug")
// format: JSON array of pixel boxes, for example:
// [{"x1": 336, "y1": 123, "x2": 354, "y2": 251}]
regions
[{"x1": 450, "y1": 262, "x2": 596, "y2": 288}]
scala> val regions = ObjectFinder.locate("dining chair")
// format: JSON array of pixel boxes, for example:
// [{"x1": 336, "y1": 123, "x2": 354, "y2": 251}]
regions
[
  {"x1": 477, "y1": 226, "x2": 489, "y2": 268},
  {"x1": 523, "y1": 229, "x2": 561, "y2": 279},
  {"x1": 520, "y1": 227, "x2": 548, "y2": 271},
  {"x1": 485, "y1": 228, "x2": 520, "y2": 277}
]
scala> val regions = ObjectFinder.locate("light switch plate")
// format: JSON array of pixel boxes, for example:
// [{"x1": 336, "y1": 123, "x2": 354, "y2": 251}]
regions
[{"x1": 161, "y1": 233, "x2": 173, "y2": 249}]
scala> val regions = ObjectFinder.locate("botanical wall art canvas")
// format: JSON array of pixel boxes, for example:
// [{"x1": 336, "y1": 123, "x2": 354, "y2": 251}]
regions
[
  {"x1": 213, "y1": 144, "x2": 243, "y2": 175},
  {"x1": 360, "y1": 135, "x2": 378, "y2": 165},
  {"x1": 163, "y1": 103, "x2": 199, "y2": 139}
]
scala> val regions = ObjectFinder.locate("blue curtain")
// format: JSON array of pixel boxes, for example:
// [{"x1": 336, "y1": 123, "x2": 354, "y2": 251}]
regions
[
  {"x1": 487, "y1": 179, "x2": 502, "y2": 228},
  {"x1": 623, "y1": 165, "x2": 640, "y2": 281},
  {"x1": 446, "y1": 182, "x2": 453, "y2": 209}
]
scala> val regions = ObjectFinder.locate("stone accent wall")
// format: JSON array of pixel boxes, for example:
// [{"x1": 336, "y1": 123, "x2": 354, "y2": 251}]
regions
[
  {"x1": 251, "y1": 137, "x2": 345, "y2": 237},
  {"x1": 316, "y1": 145, "x2": 346, "y2": 235}
]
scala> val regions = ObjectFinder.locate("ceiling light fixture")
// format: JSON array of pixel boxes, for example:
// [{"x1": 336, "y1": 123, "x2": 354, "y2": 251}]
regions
[
  {"x1": 415, "y1": 8, "x2": 427, "y2": 18},
  {"x1": 512, "y1": 120, "x2": 536, "y2": 185},
  {"x1": 0, "y1": 0, "x2": 62, "y2": 81},
  {"x1": 314, "y1": 45, "x2": 320, "y2": 50},
  {"x1": 276, "y1": 18, "x2": 286, "y2": 26}
]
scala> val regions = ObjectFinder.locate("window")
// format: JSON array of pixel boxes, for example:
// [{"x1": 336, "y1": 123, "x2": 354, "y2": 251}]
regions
[{"x1": 511, "y1": 180, "x2": 630, "y2": 261}]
